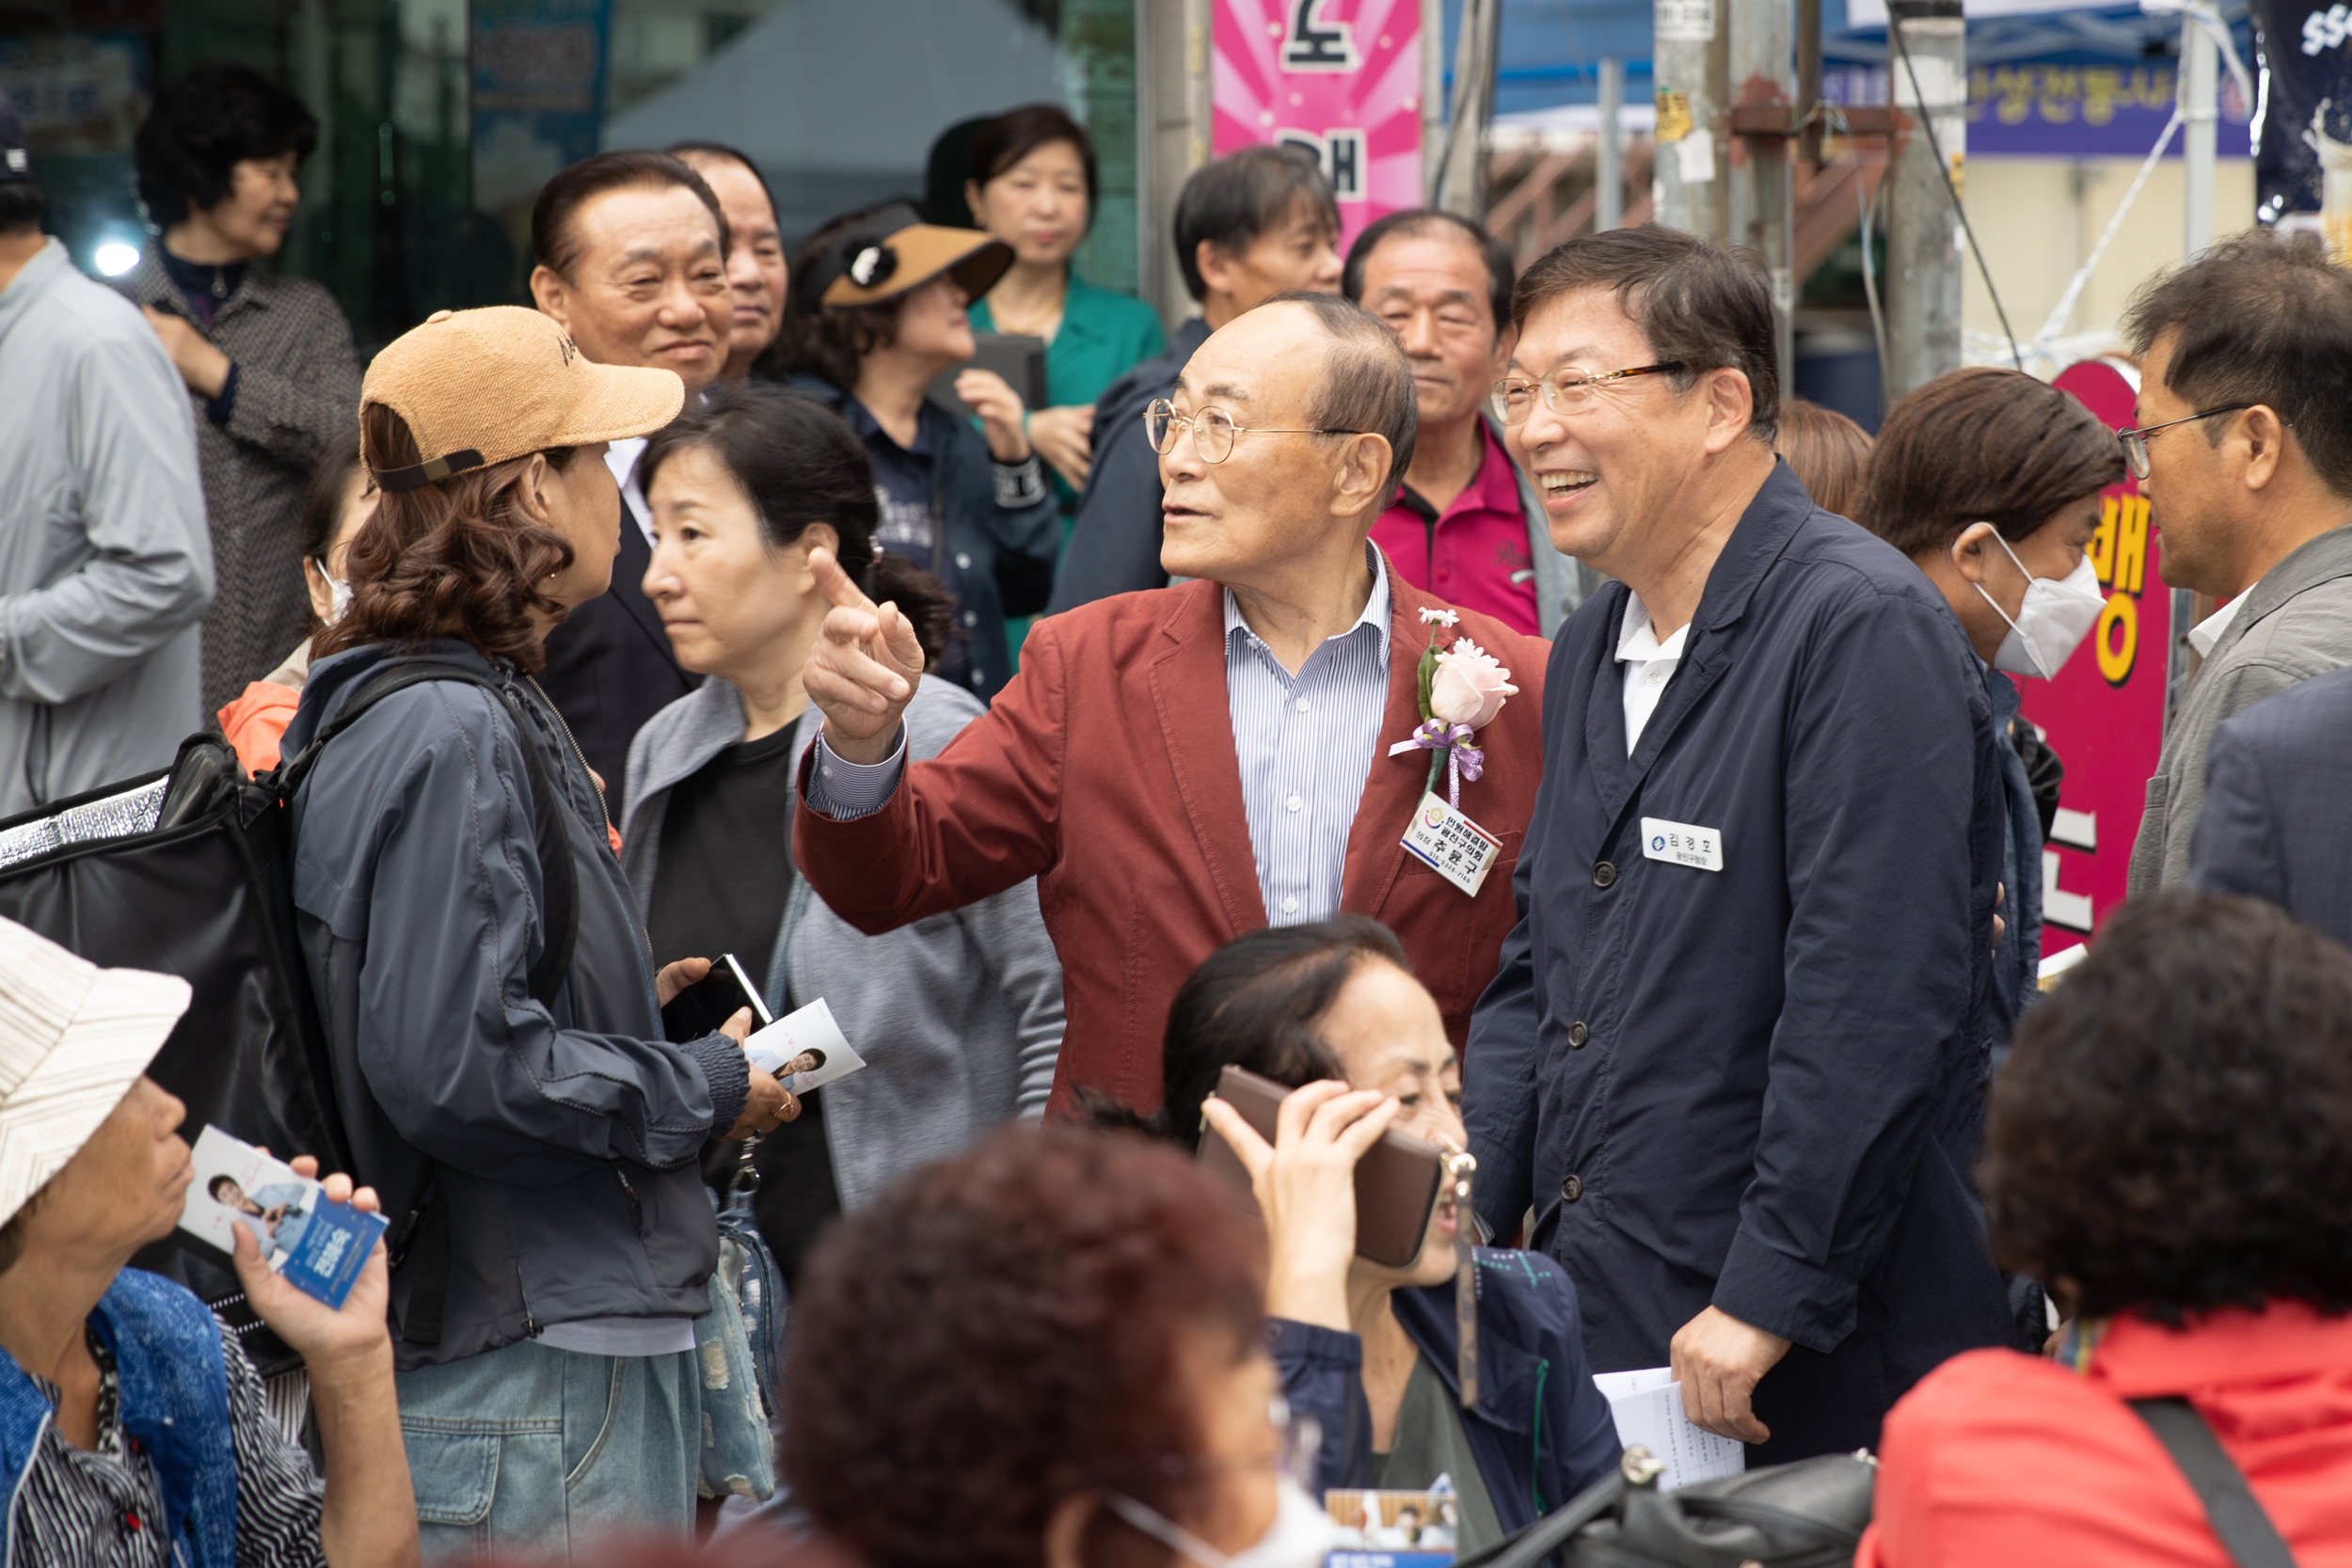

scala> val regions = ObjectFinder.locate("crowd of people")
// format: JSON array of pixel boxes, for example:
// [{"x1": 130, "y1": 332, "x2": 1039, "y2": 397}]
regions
[{"x1": 5, "y1": 53, "x2": 2352, "y2": 1568}]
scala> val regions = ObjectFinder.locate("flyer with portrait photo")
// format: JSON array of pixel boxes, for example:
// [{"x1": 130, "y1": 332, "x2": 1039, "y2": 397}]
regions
[
  {"x1": 1326, "y1": 1485, "x2": 1459, "y2": 1567},
  {"x1": 744, "y1": 997, "x2": 866, "y2": 1092},
  {"x1": 179, "y1": 1126, "x2": 387, "y2": 1310}
]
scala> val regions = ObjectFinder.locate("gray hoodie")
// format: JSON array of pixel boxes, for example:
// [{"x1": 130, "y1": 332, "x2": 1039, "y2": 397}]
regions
[
  {"x1": 623, "y1": 675, "x2": 1062, "y2": 1210},
  {"x1": 0, "y1": 239, "x2": 214, "y2": 814}
]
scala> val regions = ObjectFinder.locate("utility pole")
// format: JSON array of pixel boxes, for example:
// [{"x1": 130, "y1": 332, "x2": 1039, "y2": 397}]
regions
[
  {"x1": 1654, "y1": 0, "x2": 1728, "y2": 240},
  {"x1": 1729, "y1": 0, "x2": 1796, "y2": 392},
  {"x1": 1883, "y1": 0, "x2": 1965, "y2": 400},
  {"x1": 2181, "y1": 11, "x2": 2217, "y2": 256},
  {"x1": 1435, "y1": 0, "x2": 1502, "y2": 218},
  {"x1": 1597, "y1": 57, "x2": 1626, "y2": 232}
]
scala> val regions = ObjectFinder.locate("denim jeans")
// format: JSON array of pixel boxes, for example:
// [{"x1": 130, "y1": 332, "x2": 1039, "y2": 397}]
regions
[{"x1": 398, "y1": 1339, "x2": 700, "y2": 1561}]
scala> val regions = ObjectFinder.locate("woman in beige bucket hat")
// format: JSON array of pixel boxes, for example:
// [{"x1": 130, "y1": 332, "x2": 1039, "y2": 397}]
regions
[
  {"x1": 278, "y1": 306, "x2": 790, "y2": 1554},
  {"x1": 0, "y1": 914, "x2": 417, "y2": 1568}
]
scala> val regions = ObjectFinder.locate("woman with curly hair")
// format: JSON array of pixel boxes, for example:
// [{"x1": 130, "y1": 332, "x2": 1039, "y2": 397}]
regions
[
  {"x1": 281, "y1": 306, "x2": 787, "y2": 1553},
  {"x1": 784, "y1": 1123, "x2": 1329, "y2": 1568},
  {"x1": 1858, "y1": 889, "x2": 2352, "y2": 1565}
]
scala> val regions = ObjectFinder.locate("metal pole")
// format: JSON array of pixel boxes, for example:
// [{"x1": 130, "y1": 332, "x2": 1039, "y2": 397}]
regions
[
  {"x1": 1730, "y1": 0, "x2": 1796, "y2": 393},
  {"x1": 1883, "y1": 0, "x2": 1965, "y2": 400},
  {"x1": 1436, "y1": 0, "x2": 1501, "y2": 218},
  {"x1": 1422, "y1": 0, "x2": 1446, "y2": 206},
  {"x1": 2181, "y1": 13, "x2": 2217, "y2": 256},
  {"x1": 1598, "y1": 56, "x2": 1626, "y2": 231},
  {"x1": 1654, "y1": 0, "x2": 1728, "y2": 240}
]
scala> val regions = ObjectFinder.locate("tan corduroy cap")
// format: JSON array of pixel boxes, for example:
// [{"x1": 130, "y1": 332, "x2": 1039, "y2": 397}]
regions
[
  {"x1": 798, "y1": 200, "x2": 1014, "y2": 311},
  {"x1": 360, "y1": 306, "x2": 687, "y2": 491}
]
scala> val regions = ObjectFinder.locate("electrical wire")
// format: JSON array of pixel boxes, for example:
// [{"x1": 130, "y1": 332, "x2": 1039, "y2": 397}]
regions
[{"x1": 1887, "y1": 16, "x2": 2026, "y2": 372}]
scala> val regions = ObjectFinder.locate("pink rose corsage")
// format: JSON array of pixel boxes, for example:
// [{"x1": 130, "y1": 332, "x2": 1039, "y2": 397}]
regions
[{"x1": 1389, "y1": 610, "x2": 1519, "y2": 808}]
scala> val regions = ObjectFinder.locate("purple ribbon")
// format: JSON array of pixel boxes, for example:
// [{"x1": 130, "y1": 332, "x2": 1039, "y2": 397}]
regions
[{"x1": 1402, "y1": 719, "x2": 1486, "y2": 809}]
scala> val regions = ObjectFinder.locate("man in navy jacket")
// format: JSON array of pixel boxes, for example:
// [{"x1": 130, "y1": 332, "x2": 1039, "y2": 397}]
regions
[{"x1": 1464, "y1": 229, "x2": 2010, "y2": 1464}]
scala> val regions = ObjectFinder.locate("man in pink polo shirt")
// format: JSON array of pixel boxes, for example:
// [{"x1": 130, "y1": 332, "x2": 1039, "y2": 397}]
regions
[{"x1": 1347, "y1": 210, "x2": 1597, "y2": 637}]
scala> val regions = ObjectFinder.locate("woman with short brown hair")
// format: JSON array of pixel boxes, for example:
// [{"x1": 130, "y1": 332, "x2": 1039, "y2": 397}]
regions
[
  {"x1": 1855, "y1": 366, "x2": 2124, "y2": 1023},
  {"x1": 284, "y1": 305, "x2": 787, "y2": 1551}
]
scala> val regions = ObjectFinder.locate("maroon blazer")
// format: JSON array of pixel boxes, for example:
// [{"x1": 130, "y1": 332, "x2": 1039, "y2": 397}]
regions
[{"x1": 793, "y1": 562, "x2": 1550, "y2": 1115}]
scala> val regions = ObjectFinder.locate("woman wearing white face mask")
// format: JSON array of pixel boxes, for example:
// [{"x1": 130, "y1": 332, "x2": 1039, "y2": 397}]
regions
[
  {"x1": 216, "y1": 422, "x2": 376, "y2": 774},
  {"x1": 1857, "y1": 367, "x2": 2127, "y2": 1028}
]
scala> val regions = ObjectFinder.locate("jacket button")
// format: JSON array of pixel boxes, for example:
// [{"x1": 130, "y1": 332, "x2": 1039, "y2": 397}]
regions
[
  {"x1": 956, "y1": 552, "x2": 973, "y2": 570},
  {"x1": 1567, "y1": 1021, "x2": 1590, "y2": 1048},
  {"x1": 1592, "y1": 861, "x2": 1617, "y2": 889},
  {"x1": 1561, "y1": 1174, "x2": 1584, "y2": 1203}
]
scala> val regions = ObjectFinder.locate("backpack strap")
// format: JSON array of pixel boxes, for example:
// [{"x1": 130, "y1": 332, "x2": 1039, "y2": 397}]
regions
[
  {"x1": 2129, "y1": 1397, "x2": 2300, "y2": 1568},
  {"x1": 280, "y1": 660, "x2": 582, "y2": 1347}
]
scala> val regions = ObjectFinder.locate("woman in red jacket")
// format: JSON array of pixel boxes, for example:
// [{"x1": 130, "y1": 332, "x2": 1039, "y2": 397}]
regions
[{"x1": 1860, "y1": 889, "x2": 2352, "y2": 1567}]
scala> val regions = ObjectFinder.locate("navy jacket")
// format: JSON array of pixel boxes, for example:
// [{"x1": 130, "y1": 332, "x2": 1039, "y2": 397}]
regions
[
  {"x1": 1463, "y1": 464, "x2": 2011, "y2": 1461},
  {"x1": 2190, "y1": 660, "x2": 2352, "y2": 948},
  {"x1": 1270, "y1": 1248, "x2": 1621, "y2": 1535},
  {"x1": 1046, "y1": 316, "x2": 1212, "y2": 612},
  {"x1": 788, "y1": 374, "x2": 1060, "y2": 703},
  {"x1": 1986, "y1": 670, "x2": 2044, "y2": 1045}
]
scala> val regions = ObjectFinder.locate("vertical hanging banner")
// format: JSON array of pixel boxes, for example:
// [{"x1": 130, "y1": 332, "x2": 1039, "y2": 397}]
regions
[
  {"x1": 471, "y1": 0, "x2": 612, "y2": 217},
  {"x1": 2017, "y1": 358, "x2": 2170, "y2": 959},
  {"x1": 1212, "y1": 0, "x2": 1424, "y2": 253}
]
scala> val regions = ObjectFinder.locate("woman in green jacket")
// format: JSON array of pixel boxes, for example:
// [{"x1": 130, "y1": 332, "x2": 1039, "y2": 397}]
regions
[{"x1": 964, "y1": 103, "x2": 1165, "y2": 506}]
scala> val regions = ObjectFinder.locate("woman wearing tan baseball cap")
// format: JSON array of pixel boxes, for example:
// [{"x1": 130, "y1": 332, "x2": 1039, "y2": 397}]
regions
[{"x1": 280, "y1": 305, "x2": 791, "y2": 1550}]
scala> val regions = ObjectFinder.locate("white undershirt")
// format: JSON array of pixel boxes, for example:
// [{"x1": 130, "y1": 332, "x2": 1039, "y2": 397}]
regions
[
  {"x1": 1616, "y1": 594, "x2": 1690, "y2": 754},
  {"x1": 2186, "y1": 591, "x2": 2248, "y2": 659},
  {"x1": 607, "y1": 436, "x2": 655, "y2": 547}
]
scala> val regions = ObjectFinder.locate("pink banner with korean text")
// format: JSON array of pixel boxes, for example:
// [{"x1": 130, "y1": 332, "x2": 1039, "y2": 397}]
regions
[
  {"x1": 2018, "y1": 357, "x2": 2169, "y2": 959},
  {"x1": 1211, "y1": 0, "x2": 1426, "y2": 254}
]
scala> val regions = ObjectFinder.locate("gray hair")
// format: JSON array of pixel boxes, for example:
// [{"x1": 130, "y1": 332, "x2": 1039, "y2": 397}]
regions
[{"x1": 1260, "y1": 290, "x2": 1418, "y2": 496}]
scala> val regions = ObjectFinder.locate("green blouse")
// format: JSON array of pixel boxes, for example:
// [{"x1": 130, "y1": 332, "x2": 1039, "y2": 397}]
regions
[{"x1": 970, "y1": 273, "x2": 1167, "y2": 418}]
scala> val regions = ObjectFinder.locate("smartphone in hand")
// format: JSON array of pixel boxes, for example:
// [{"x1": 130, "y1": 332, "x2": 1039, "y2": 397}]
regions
[{"x1": 660, "y1": 953, "x2": 773, "y2": 1043}]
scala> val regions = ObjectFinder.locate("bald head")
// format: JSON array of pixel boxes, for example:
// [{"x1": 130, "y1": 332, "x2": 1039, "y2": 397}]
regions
[{"x1": 1256, "y1": 291, "x2": 1418, "y2": 490}]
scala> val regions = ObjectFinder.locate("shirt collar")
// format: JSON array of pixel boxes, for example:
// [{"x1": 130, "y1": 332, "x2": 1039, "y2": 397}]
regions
[
  {"x1": 2186, "y1": 593, "x2": 2246, "y2": 659},
  {"x1": 1223, "y1": 542, "x2": 1392, "y2": 659},
  {"x1": 843, "y1": 395, "x2": 933, "y2": 459},
  {"x1": 1615, "y1": 593, "x2": 1690, "y2": 664}
]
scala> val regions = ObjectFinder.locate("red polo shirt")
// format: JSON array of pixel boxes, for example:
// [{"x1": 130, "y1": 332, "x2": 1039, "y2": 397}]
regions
[
  {"x1": 1369, "y1": 423, "x2": 1539, "y2": 636},
  {"x1": 1859, "y1": 1300, "x2": 2352, "y2": 1567}
]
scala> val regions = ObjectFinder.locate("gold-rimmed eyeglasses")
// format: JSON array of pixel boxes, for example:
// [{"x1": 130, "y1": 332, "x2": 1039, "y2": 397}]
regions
[
  {"x1": 1489, "y1": 361, "x2": 1686, "y2": 425},
  {"x1": 1144, "y1": 399, "x2": 1359, "y2": 465}
]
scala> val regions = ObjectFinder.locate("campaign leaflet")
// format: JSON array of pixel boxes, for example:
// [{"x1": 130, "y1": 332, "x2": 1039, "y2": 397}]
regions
[
  {"x1": 743, "y1": 997, "x2": 866, "y2": 1091},
  {"x1": 1327, "y1": 1485, "x2": 1459, "y2": 1567},
  {"x1": 180, "y1": 1126, "x2": 388, "y2": 1310}
]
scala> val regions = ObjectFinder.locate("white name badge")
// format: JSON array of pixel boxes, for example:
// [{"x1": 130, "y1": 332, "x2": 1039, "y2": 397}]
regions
[
  {"x1": 1401, "y1": 792, "x2": 1504, "y2": 897},
  {"x1": 1640, "y1": 816, "x2": 1724, "y2": 873}
]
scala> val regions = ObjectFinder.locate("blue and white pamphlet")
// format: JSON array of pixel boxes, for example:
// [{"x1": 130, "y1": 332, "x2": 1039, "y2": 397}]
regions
[{"x1": 180, "y1": 1125, "x2": 388, "y2": 1309}]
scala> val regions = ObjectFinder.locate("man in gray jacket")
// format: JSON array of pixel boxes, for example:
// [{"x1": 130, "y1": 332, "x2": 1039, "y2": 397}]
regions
[
  {"x1": 0, "y1": 100, "x2": 213, "y2": 816},
  {"x1": 2121, "y1": 230, "x2": 2352, "y2": 894}
]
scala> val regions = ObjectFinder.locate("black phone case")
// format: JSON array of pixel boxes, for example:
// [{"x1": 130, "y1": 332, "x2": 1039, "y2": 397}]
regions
[{"x1": 660, "y1": 964, "x2": 760, "y2": 1042}]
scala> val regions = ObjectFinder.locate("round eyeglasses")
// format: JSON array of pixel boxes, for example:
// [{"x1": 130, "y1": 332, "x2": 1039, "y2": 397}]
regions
[
  {"x1": 1144, "y1": 399, "x2": 1359, "y2": 465},
  {"x1": 2115, "y1": 404, "x2": 2257, "y2": 481},
  {"x1": 1489, "y1": 361, "x2": 1686, "y2": 425}
]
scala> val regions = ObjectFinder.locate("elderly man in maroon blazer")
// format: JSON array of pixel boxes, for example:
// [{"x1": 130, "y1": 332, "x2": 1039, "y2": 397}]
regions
[{"x1": 793, "y1": 293, "x2": 1549, "y2": 1114}]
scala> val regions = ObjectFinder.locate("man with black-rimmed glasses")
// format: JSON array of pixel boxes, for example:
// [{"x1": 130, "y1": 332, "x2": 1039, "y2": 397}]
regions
[{"x1": 2113, "y1": 230, "x2": 2352, "y2": 894}]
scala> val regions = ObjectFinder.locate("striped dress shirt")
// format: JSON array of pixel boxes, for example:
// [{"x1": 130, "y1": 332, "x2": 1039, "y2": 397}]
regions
[{"x1": 808, "y1": 549, "x2": 1394, "y2": 927}]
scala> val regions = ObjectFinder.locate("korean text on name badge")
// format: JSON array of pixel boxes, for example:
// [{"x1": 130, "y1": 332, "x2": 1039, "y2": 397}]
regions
[
  {"x1": 1401, "y1": 792, "x2": 1503, "y2": 897},
  {"x1": 1639, "y1": 816, "x2": 1724, "y2": 873}
]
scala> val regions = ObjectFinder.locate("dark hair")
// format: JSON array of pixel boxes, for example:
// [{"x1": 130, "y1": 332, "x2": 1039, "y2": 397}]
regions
[
  {"x1": 317, "y1": 404, "x2": 581, "y2": 674},
  {"x1": 1856, "y1": 369, "x2": 2122, "y2": 557},
  {"x1": 1139, "y1": 915, "x2": 1410, "y2": 1148},
  {"x1": 782, "y1": 1124, "x2": 1267, "y2": 1568},
  {"x1": 298, "y1": 422, "x2": 366, "y2": 567},
  {"x1": 1511, "y1": 224, "x2": 1780, "y2": 442},
  {"x1": 777, "y1": 204, "x2": 908, "y2": 390},
  {"x1": 134, "y1": 63, "x2": 319, "y2": 228},
  {"x1": 0, "y1": 179, "x2": 40, "y2": 236},
  {"x1": 1173, "y1": 145, "x2": 1338, "y2": 303},
  {"x1": 1985, "y1": 891, "x2": 2352, "y2": 1323},
  {"x1": 968, "y1": 103, "x2": 1096, "y2": 235},
  {"x1": 530, "y1": 150, "x2": 729, "y2": 282},
  {"x1": 207, "y1": 1174, "x2": 241, "y2": 1201},
  {"x1": 2121, "y1": 228, "x2": 2352, "y2": 499},
  {"x1": 1773, "y1": 398, "x2": 1874, "y2": 518},
  {"x1": 1258, "y1": 290, "x2": 1418, "y2": 494},
  {"x1": 665, "y1": 140, "x2": 775, "y2": 222},
  {"x1": 1343, "y1": 208, "x2": 1517, "y2": 336},
  {"x1": 638, "y1": 386, "x2": 957, "y2": 664}
]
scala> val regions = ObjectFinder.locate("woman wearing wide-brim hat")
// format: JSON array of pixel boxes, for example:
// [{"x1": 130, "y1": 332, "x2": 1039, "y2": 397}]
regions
[
  {"x1": 777, "y1": 202, "x2": 1061, "y2": 705},
  {"x1": 280, "y1": 305, "x2": 790, "y2": 1550},
  {"x1": 0, "y1": 915, "x2": 419, "y2": 1568}
]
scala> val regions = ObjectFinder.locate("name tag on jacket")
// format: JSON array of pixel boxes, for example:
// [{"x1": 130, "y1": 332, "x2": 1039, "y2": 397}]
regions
[{"x1": 1640, "y1": 817, "x2": 1724, "y2": 873}]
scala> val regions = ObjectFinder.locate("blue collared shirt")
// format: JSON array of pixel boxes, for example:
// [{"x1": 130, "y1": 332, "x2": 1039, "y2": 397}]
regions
[{"x1": 806, "y1": 548, "x2": 1393, "y2": 927}]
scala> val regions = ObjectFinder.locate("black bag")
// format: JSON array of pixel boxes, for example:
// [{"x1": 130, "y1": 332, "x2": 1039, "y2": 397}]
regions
[
  {"x1": 1456, "y1": 1446, "x2": 1877, "y2": 1568},
  {"x1": 0, "y1": 662, "x2": 576, "y2": 1348}
]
